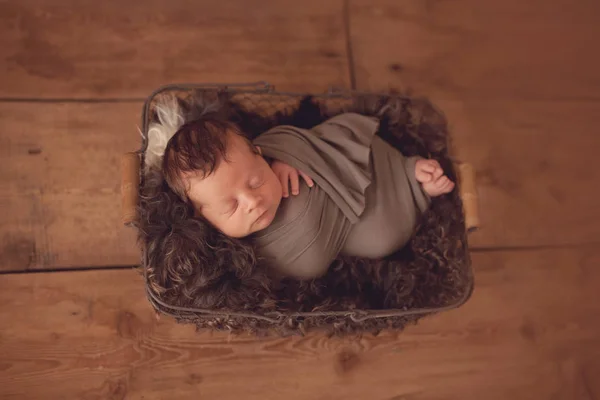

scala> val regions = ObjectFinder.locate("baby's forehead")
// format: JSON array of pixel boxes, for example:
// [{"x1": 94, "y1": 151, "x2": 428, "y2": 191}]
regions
[
  {"x1": 227, "y1": 131, "x2": 257, "y2": 153},
  {"x1": 188, "y1": 136, "x2": 260, "y2": 182}
]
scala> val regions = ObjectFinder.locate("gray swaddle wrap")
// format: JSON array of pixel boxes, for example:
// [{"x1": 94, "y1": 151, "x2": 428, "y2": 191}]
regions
[{"x1": 252, "y1": 113, "x2": 430, "y2": 279}]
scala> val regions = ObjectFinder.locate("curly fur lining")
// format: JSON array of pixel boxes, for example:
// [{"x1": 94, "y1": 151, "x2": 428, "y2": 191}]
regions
[{"x1": 136, "y1": 89, "x2": 472, "y2": 336}]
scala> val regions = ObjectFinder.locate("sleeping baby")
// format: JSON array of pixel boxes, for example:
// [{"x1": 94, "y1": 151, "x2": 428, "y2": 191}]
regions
[{"x1": 153, "y1": 104, "x2": 454, "y2": 280}]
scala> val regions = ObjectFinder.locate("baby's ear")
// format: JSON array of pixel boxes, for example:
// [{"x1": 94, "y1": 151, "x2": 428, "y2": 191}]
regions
[{"x1": 255, "y1": 145, "x2": 262, "y2": 155}]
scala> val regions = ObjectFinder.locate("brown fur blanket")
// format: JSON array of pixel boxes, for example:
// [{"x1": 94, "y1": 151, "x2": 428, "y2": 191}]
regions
[{"x1": 136, "y1": 89, "x2": 472, "y2": 336}]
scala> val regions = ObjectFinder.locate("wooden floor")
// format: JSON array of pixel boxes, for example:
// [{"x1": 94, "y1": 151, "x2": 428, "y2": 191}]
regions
[{"x1": 1, "y1": 1, "x2": 599, "y2": 399}]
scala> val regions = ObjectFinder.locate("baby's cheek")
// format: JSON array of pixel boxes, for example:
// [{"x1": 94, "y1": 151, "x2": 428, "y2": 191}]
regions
[
  {"x1": 264, "y1": 174, "x2": 281, "y2": 198},
  {"x1": 223, "y1": 219, "x2": 249, "y2": 238}
]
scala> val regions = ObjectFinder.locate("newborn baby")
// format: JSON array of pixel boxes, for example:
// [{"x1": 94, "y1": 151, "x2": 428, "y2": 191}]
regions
[{"x1": 161, "y1": 113, "x2": 454, "y2": 279}]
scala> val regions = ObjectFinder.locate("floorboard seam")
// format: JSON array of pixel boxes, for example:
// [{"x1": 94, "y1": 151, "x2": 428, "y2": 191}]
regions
[
  {"x1": 1, "y1": 242, "x2": 598, "y2": 275},
  {"x1": 0, "y1": 265, "x2": 138, "y2": 275},
  {"x1": 343, "y1": 0, "x2": 357, "y2": 90},
  {"x1": 0, "y1": 97, "x2": 145, "y2": 103}
]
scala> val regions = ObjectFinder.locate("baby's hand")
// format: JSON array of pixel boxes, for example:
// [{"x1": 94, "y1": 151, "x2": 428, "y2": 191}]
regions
[
  {"x1": 271, "y1": 160, "x2": 314, "y2": 198},
  {"x1": 415, "y1": 159, "x2": 455, "y2": 197}
]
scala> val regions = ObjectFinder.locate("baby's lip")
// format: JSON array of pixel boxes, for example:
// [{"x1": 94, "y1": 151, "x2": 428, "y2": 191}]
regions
[{"x1": 254, "y1": 209, "x2": 268, "y2": 224}]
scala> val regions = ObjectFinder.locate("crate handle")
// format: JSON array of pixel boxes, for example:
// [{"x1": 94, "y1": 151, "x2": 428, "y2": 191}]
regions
[
  {"x1": 121, "y1": 152, "x2": 140, "y2": 226},
  {"x1": 456, "y1": 162, "x2": 480, "y2": 232}
]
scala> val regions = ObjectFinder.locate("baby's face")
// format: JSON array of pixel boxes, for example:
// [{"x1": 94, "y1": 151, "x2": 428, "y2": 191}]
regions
[{"x1": 186, "y1": 133, "x2": 282, "y2": 238}]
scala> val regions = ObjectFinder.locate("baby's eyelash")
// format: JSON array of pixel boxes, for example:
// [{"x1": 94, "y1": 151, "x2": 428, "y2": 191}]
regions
[
  {"x1": 223, "y1": 201, "x2": 238, "y2": 215},
  {"x1": 250, "y1": 177, "x2": 265, "y2": 189}
]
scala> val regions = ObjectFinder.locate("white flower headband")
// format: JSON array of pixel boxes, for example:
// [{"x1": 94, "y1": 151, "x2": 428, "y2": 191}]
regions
[{"x1": 144, "y1": 94, "x2": 185, "y2": 173}]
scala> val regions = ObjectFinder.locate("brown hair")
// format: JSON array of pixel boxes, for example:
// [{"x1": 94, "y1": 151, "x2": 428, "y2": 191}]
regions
[{"x1": 162, "y1": 115, "x2": 258, "y2": 202}]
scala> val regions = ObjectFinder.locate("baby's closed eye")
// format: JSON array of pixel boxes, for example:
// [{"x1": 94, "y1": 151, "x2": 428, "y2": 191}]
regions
[
  {"x1": 222, "y1": 200, "x2": 238, "y2": 215},
  {"x1": 249, "y1": 174, "x2": 265, "y2": 189},
  {"x1": 250, "y1": 179, "x2": 265, "y2": 189}
]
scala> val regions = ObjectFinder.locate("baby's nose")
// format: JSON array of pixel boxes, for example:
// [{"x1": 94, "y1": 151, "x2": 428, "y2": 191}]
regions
[{"x1": 242, "y1": 192, "x2": 262, "y2": 212}]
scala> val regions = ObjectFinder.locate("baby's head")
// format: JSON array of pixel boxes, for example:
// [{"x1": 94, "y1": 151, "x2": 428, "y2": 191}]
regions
[{"x1": 162, "y1": 116, "x2": 282, "y2": 238}]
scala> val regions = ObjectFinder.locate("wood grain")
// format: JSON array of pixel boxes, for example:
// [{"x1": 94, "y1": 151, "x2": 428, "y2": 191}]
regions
[
  {"x1": 2, "y1": 2, "x2": 599, "y2": 399},
  {"x1": 349, "y1": 0, "x2": 600, "y2": 248},
  {"x1": 0, "y1": 103, "x2": 142, "y2": 270},
  {"x1": 1, "y1": 248, "x2": 599, "y2": 400},
  {"x1": 0, "y1": 0, "x2": 349, "y2": 99},
  {"x1": 448, "y1": 100, "x2": 600, "y2": 248},
  {"x1": 349, "y1": 0, "x2": 600, "y2": 101}
]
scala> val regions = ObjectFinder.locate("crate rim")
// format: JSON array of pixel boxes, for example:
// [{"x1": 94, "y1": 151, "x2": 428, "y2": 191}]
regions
[{"x1": 136, "y1": 82, "x2": 474, "y2": 326}]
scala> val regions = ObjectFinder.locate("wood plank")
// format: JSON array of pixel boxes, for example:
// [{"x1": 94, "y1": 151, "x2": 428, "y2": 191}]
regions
[
  {"x1": 1, "y1": 248, "x2": 599, "y2": 399},
  {"x1": 349, "y1": 0, "x2": 600, "y2": 248},
  {"x1": 0, "y1": 0, "x2": 349, "y2": 98},
  {"x1": 349, "y1": 0, "x2": 600, "y2": 101},
  {"x1": 448, "y1": 100, "x2": 600, "y2": 248},
  {"x1": 0, "y1": 103, "x2": 142, "y2": 270}
]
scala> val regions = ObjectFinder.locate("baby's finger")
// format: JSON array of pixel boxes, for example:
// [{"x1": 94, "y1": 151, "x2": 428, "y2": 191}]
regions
[
  {"x1": 432, "y1": 167, "x2": 444, "y2": 181},
  {"x1": 442, "y1": 182, "x2": 454, "y2": 193},
  {"x1": 290, "y1": 170, "x2": 300, "y2": 195},
  {"x1": 435, "y1": 176, "x2": 449, "y2": 188},
  {"x1": 419, "y1": 161, "x2": 437, "y2": 173},
  {"x1": 299, "y1": 171, "x2": 314, "y2": 187},
  {"x1": 443, "y1": 178, "x2": 455, "y2": 190},
  {"x1": 279, "y1": 173, "x2": 290, "y2": 198},
  {"x1": 421, "y1": 172, "x2": 433, "y2": 183},
  {"x1": 415, "y1": 164, "x2": 433, "y2": 183}
]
